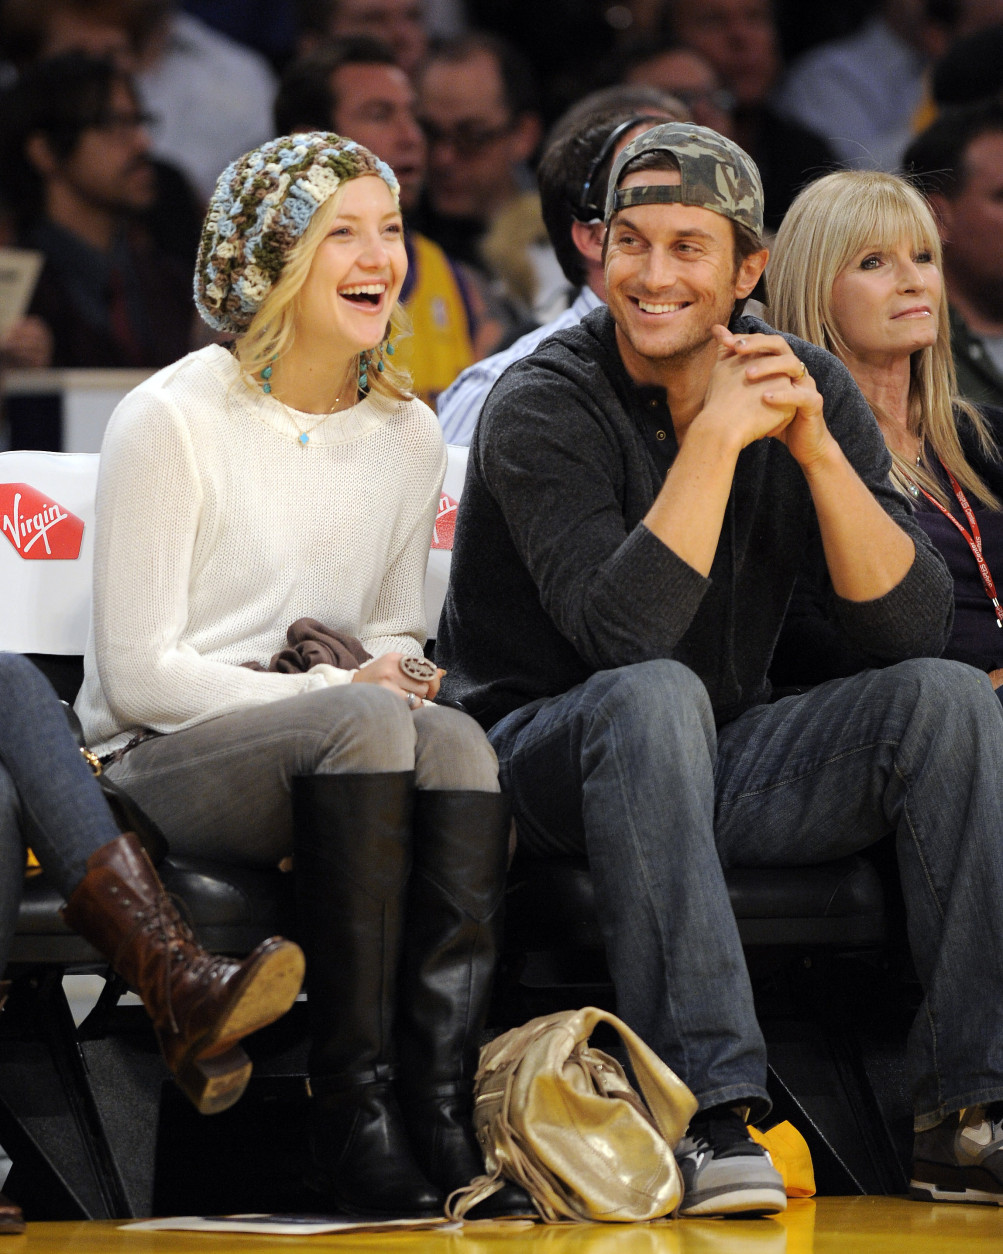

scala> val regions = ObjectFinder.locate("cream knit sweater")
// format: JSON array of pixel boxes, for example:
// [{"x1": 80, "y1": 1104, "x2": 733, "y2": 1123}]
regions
[{"x1": 77, "y1": 345, "x2": 446, "y2": 756}]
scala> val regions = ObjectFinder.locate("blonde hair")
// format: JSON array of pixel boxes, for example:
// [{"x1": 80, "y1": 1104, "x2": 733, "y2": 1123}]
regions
[
  {"x1": 768, "y1": 169, "x2": 998, "y2": 509},
  {"x1": 233, "y1": 185, "x2": 413, "y2": 403}
]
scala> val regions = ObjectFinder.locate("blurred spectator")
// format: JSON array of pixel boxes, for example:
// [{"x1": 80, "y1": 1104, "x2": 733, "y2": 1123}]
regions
[
  {"x1": 274, "y1": 36, "x2": 478, "y2": 407},
  {"x1": 623, "y1": 42, "x2": 735, "y2": 138},
  {"x1": 180, "y1": 0, "x2": 298, "y2": 66},
  {"x1": 0, "y1": 0, "x2": 204, "y2": 264},
  {"x1": 932, "y1": 18, "x2": 1003, "y2": 108},
  {"x1": 0, "y1": 54, "x2": 193, "y2": 368},
  {"x1": 297, "y1": 0, "x2": 430, "y2": 75},
  {"x1": 135, "y1": 2, "x2": 277, "y2": 202},
  {"x1": 415, "y1": 33, "x2": 543, "y2": 274},
  {"x1": 905, "y1": 99, "x2": 1003, "y2": 409},
  {"x1": 0, "y1": 0, "x2": 149, "y2": 69},
  {"x1": 664, "y1": 0, "x2": 837, "y2": 230},
  {"x1": 437, "y1": 85, "x2": 685, "y2": 444},
  {"x1": 775, "y1": 0, "x2": 1003, "y2": 169}
]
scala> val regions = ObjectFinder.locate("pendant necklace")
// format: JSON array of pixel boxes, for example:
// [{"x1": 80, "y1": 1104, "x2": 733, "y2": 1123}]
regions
[{"x1": 261, "y1": 360, "x2": 358, "y2": 447}]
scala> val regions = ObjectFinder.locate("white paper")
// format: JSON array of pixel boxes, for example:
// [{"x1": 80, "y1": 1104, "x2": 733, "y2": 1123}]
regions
[
  {"x1": 0, "y1": 248, "x2": 43, "y2": 339},
  {"x1": 124, "y1": 1213, "x2": 458, "y2": 1235}
]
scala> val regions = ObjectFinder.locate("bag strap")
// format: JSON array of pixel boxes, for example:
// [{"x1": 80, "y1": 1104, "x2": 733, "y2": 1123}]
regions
[{"x1": 577, "y1": 1007, "x2": 697, "y2": 1146}]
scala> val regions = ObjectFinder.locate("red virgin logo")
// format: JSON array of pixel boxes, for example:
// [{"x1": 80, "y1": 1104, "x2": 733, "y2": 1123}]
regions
[
  {"x1": 0, "y1": 483, "x2": 84, "y2": 560},
  {"x1": 432, "y1": 492, "x2": 457, "y2": 551}
]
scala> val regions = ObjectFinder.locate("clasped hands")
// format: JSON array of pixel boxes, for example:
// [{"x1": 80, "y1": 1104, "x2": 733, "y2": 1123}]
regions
[{"x1": 700, "y1": 325, "x2": 831, "y2": 468}]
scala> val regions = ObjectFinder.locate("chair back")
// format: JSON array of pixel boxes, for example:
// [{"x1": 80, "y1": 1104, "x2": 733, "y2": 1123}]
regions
[
  {"x1": 0, "y1": 450, "x2": 99, "y2": 654},
  {"x1": 424, "y1": 443, "x2": 467, "y2": 638},
  {"x1": 0, "y1": 442, "x2": 463, "y2": 654}
]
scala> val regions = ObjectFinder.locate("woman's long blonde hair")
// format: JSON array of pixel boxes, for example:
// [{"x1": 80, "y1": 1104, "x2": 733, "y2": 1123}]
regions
[
  {"x1": 768, "y1": 169, "x2": 998, "y2": 508},
  {"x1": 233, "y1": 184, "x2": 413, "y2": 403}
]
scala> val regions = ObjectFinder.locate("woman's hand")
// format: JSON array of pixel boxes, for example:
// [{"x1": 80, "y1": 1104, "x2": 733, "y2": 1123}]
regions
[
  {"x1": 350, "y1": 652, "x2": 443, "y2": 703},
  {"x1": 988, "y1": 668, "x2": 1003, "y2": 690}
]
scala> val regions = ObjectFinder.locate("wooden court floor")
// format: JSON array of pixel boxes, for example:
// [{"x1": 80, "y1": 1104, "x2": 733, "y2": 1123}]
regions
[{"x1": 8, "y1": 1198, "x2": 1003, "y2": 1253}]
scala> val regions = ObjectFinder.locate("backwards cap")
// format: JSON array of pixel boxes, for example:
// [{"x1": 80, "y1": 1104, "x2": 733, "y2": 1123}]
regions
[
  {"x1": 195, "y1": 131, "x2": 400, "y2": 334},
  {"x1": 604, "y1": 121, "x2": 764, "y2": 238}
]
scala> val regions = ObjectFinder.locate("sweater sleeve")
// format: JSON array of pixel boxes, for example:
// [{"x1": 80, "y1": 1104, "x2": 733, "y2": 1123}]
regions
[
  {"x1": 90, "y1": 387, "x2": 337, "y2": 735},
  {"x1": 361, "y1": 436, "x2": 447, "y2": 658},
  {"x1": 799, "y1": 340, "x2": 954, "y2": 659},
  {"x1": 479, "y1": 364, "x2": 710, "y2": 671}
]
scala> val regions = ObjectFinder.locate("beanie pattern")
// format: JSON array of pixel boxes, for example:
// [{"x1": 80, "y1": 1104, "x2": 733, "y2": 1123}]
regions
[{"x1": 194, "y1": 132, "x2": 400, "y2": 333}]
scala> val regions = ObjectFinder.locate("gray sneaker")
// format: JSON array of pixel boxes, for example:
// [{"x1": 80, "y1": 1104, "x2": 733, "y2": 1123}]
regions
[
  {"x1": 675, "y1": 1106, "x2": 787, "y2": 1217},
  {"x1": 911, "y1": 1104, "x2": 1003, "y2": 1204}
]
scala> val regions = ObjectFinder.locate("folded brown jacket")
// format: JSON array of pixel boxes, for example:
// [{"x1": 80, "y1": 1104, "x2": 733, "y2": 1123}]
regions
[{"x1": 242, "y1": 618, "x2": 372, "y2": 674}]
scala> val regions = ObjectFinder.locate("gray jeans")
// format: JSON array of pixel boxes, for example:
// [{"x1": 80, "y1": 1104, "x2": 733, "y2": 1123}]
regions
[{"x1": 105, "y1": 686, "x2": 498, "y2": 866}]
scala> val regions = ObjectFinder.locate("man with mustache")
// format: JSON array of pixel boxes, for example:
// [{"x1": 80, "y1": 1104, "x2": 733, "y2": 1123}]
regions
[{"x1": 0, "y1": 52, "x2": 193, "y2": 368}]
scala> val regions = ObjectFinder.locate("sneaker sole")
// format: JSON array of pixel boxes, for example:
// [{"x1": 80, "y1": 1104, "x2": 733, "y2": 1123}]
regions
[
  {"x1": 910, "y1": 1179, "x2": 1003, "y2": 1206},
  {"x1": 680, "y1": 1185, "x2": 787, "y2": 1217}
]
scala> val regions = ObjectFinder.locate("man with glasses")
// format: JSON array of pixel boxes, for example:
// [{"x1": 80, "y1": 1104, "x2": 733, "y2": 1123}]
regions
[
  {"x1": 415, "y1": 33, "x2": 542, "y2": 274},
  {"x1": 437, "y1": 85, "x2": 684, "y2": 444},
  {"x1": 274, "y1": 35, "x2": 481, "y2": 410},
  {"x1": 0, "y1": 53, "x2": 193, "y2": 368}
]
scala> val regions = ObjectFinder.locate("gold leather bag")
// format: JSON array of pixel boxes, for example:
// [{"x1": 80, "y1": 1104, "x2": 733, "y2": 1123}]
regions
[{"x1": 446, "y1": 1005, "x2": 698, "y2": 1223}]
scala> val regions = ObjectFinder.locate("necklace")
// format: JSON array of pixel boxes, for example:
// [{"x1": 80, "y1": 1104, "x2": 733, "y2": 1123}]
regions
[{"x1": 261, "y1": 360, "x2": 358, "y2": 446}]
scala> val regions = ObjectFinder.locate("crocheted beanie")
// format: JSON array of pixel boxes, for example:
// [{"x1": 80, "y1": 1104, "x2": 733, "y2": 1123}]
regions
[{"x1": 194, "y1": 131, "x2": 400, "y2": 333}]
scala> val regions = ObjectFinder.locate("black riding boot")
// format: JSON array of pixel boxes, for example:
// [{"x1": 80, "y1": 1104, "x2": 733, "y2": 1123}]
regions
[
  {"x1": 292, "y1": 772, "x2": 442, "y2": 1218},
  {"x1": 397, "y1": 789, "x2": 533, "y2": 1217}
]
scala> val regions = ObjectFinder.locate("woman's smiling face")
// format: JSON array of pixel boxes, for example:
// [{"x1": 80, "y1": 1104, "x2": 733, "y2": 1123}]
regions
[{"x1": 294, "y1": 174, "x2": 407, "y2": 355}]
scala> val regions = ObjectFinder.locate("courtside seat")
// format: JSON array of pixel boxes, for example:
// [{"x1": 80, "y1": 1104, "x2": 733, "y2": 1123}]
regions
[
  {"x1": 1, "y1": 446, "x2": 904, "y2": 1209},
  {"x1": 505, "y1": 853, "x2": 887, "y2": 960},
  {"x1": 10, "y1": 858, "x2": 292, "y2": 967}
]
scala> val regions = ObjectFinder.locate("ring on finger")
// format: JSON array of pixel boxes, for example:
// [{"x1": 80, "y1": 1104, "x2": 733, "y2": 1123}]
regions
[
  {"x1": 796, "y1": 360, "x2": 807, "y2": 379},
  {"x1": 400, "y1": 656, "x2": 436, "y2": 682},
  {"x1": 406, "y1": 692, "x2": 421, "y2": 710}
]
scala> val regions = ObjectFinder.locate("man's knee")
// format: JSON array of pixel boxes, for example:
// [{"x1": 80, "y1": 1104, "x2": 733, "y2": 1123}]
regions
[
  {"x1": 586, "y1": 659, "x2": 715, "y2": 746},
  {"x1": 876, "y1": 658, "x2": 997, "y2": 723}
]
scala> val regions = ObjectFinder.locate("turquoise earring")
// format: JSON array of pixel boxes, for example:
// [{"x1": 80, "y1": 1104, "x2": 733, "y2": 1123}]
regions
[{"x1": 260, "y1": 355, "x2": 276, "y2": 394}]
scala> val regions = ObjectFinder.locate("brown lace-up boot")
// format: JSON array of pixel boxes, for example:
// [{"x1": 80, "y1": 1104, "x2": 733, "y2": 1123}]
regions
[
  {"x1": 0, "y1": 1192, "x2": 24, "y2": 1235},
  {"x1": 62, "y1": 832, "x2": 305, "y2": 1115}
]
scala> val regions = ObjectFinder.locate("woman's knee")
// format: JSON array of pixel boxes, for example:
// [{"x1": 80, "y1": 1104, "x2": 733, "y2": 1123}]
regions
[
  {"x1": 412, "y1": 705, "x2": 499, "y2": 792},
  {"x1": 309, "y1": 684, "x2": 417, "y2": 774}
]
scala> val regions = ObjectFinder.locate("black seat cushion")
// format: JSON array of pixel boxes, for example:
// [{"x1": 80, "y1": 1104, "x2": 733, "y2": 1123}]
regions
[
  {"x1": 505, "y1": 854, "x2": 887, "y2": 955},
  {"x1": 11, "y1": 856, "x2": 293, "y2": 965}
]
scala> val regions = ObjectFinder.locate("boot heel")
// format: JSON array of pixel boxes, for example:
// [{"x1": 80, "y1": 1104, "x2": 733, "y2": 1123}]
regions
[{"x1": 175, "y1": 1045, "x2": 253, "y2": 1115}]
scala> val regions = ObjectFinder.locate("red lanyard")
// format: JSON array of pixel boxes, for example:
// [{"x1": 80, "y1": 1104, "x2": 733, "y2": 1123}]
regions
[{"x1": 912, "y1": 461, "x2": 1003, "y2": 629}]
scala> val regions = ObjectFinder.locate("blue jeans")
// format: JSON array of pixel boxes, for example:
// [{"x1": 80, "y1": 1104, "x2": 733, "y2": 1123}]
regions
[
  {"x1": 0, "y1": 653, "x2": 121, "y2": 973},
  {"x1": 490, "y1": 656, "x2": 1003, "y2": 1130}
]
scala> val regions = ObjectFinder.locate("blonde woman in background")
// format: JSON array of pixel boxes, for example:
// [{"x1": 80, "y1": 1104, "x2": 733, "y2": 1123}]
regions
[{"x1": 768, "y1": 169, "x2": 1003, "y2": 693}]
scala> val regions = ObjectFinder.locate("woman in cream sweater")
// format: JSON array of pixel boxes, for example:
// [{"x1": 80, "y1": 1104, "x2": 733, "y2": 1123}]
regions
[{"x1": 77, "y1": 132, "x2": 522, "y2": 1220}]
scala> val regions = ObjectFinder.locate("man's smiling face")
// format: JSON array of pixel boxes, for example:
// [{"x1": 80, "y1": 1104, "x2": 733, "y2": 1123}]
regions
[{"x1": 604, "y1": 167, "x2": 761, "y2": 382}]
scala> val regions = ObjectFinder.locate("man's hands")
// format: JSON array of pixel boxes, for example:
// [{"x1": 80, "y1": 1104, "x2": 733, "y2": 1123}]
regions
[{"x1": 696, "y1": 326, "x2": 833, "y2": 469}]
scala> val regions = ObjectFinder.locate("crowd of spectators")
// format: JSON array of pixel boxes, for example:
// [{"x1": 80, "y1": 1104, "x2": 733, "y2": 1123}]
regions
[{"x1": 4, "y1": 0, "x2": 1003, "y2": 420}]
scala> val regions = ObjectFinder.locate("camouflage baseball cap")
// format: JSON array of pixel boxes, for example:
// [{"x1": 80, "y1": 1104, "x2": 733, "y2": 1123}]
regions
[{"x1": 604, "y1": 122, "x2": 764, "y2": 238}]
